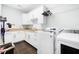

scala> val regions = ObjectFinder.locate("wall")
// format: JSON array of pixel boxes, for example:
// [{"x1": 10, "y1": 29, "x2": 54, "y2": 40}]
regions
[
  {"x1": 0, "y1": 5, "x2": 23, "y2": 44},
  {"x1": 0, "y1": 5, "x2": 1, "y2": 15},
  {"x1": 46, "y1": 4, "x2": 79, "y2": 30},
  {"x1": 2, "y1": 5, "x2": 23, "y2": 28},
  {"x1": 0, "y1": 5, "x2": 3, "y2": 44}
]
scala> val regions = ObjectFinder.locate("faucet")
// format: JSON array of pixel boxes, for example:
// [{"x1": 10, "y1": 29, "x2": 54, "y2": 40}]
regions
[
  {"x1": 58, "y1": 29, "x2": 64, "y2": 34},
  {"x1": 73, "y1": 30, "x2": 77, "y2": 33}
]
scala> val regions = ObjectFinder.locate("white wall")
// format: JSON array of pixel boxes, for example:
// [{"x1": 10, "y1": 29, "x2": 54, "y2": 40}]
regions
[
  {"x1": 2, "y1": 5, "x2": 23, "y2": 27},
  {"x1": 0, "y1": 5, "x2": 23, "y2": 44},
  {"x1": 0, "y1": 4, "x2": 2, "y2": 16},
  {"x1": 47, "y1": 4, "x2": 79, "y2": 30},
  {"x1": 0, "y1": 5, "x2": 3, "y2": 44}
]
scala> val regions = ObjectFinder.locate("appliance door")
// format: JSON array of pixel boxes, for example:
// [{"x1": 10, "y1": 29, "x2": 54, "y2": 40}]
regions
[
  {"x1": 56, "y1": 39, "x2": 79, "y2": 54},
  {"x1": 61, "y1": 44, "x2": 79, "y2": 54}
]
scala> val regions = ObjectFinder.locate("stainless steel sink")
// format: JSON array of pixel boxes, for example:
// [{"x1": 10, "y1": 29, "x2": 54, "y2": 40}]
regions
[{"x1": 63, "y1": 30, "x2": 79, "y2": 34}]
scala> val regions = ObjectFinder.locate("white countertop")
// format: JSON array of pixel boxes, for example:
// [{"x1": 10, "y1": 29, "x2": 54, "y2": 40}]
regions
[
  {"x1": 57, "y1": 33, "x2": 79, "y2": 43},
  {"x1": 57, "y1": 33, "x2": 79, "y2": 49}
]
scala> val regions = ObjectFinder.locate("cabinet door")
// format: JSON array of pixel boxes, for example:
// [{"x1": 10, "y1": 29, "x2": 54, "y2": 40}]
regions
[
  {"x1": 37, "y1": 32, "x2": 53, "y2": 54},
  {"x1": 29, "y1": 32, "x2": 38, "y2": 48},
  {"x1": 28, "y1": 6, "x2": 44, "y2": 24},
  {"x1": 0, "y1": 34, "x2": 3, "y2": 44},
  {"x1": 35, "y1": 6, "x2": 44, "y2": 24},
  {"x1": 22, "y1": 14, "x2": 33, "y2": 25},
  {"x1": 14, "y1": 31, "x2": 25, "y2": 42},
  {"x1": 5, "y1": 32, "x2": 14, "y2": 43},
  {"x1": 25, "y1": 32, "x2": 38, "y2": 48},
  {"x1": 24, "y1": 32, "x2": 31, "y2": 43}
]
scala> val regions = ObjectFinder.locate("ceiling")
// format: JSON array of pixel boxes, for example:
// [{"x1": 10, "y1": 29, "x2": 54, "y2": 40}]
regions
[
  {"x1": 3, "y1": 4, "x2": 41, "y2": 13},
  {"x1": 45, "y1": 4, "x2": 79, "y2": 14},
  {"x1": 3, "y1": 4, "x2": 79, "y2": 13}
]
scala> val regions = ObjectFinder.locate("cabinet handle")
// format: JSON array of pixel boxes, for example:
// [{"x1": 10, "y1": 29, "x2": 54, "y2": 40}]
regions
[
  {"x1": 50, "y1": 35, "x2": 52, "y2": 38},
  {"x1": 13, "y1": 34, "x2": 16, "y2": 38},
  {"x1": 28, "y1": 35, "x2": 30, "y2": 39}
]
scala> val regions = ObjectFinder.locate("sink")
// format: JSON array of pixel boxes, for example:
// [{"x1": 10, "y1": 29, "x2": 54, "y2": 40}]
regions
[
  {"x1": 63, "y1": 30, "x2": 79, "y2": 34},
  {"x1": 22, "y1": 25, "x2": 33, "y2": 29}
]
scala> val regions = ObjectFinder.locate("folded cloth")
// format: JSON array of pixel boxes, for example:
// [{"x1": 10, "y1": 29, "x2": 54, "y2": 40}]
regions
[
  {"x1": 0, "y1": 43, "x2": 15, "y2": 54},
  {"x1": 0, "y1": 47, "x2": 5, "y2": 54}
]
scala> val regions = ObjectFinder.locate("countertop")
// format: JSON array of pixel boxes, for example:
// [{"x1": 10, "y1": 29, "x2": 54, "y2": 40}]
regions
[
  {"x1": 57, "y1": 33, "x2": 79, "y2": 43},
  {"x1": 57, "y1": 32, "x2": 79, "y2": 50},
  {"x1": 6, "y1": 28, "x2": 42, "y2": 32}
]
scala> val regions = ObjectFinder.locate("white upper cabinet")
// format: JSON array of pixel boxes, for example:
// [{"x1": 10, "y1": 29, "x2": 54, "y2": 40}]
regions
[
  {"x1": 22, "y1": 6, "x2": 44, "y2": 25},
  {"x1": 29, "y1": 6, "x2": 44, "y2": 24},
  {"x1": 2, "y1": 5, "x2": 22, "y2": 25},
  {"x1": 22, "y1": 13, "x2": 33, "y2": 25}
]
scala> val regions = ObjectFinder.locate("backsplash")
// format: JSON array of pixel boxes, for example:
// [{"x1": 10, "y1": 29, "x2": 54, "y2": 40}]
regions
[{"x1": 63, "y1": 30, "x2": 79, "y2": 33}]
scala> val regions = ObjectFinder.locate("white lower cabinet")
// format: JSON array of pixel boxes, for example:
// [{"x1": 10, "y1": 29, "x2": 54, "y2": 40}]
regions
[
  {"x1": 36, "y1": 31, "x2": 53, "y2": 54},
  {"x1": 0, "y1": 34, "x2": 3, "y2": 44},
  {"x1": 5, "y1": 32, "x2": 15, "y2": 43},
  {"x1": 5, "y1": 31, "x2": 53, "y2": 54},
  {"x1": 5, "y1": 31, "x2": 25, "y2": 43},
  {"x1": 24, "y1": 31, "x2": 53, "y2": 54},
  {"x1": 13, "y1": 31, "x2": 25, "y2": 42},
  {"x1": 25, "y1": 32, "x2": 39, "y2": 48}
]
